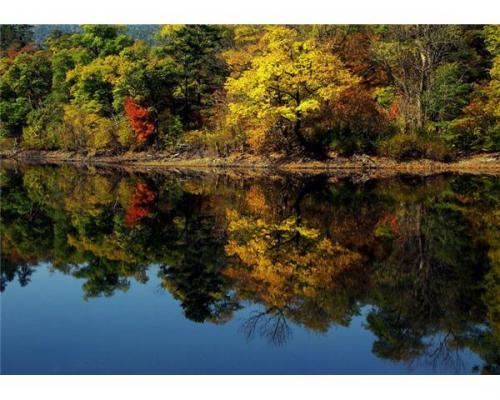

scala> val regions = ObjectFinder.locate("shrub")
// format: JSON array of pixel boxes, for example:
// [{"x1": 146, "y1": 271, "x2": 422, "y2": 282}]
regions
[
  {"x1": 378, "y1": 133, "x2": 454, "y2": 162},
  {"x1": 59, "y1": 105, "x2": 89, "y2": 150},
  {"x1": 373, "y1": 86, "x2": 396, "y2": 109},
  {"x1": 116, "y1": 117, "x2": 136, "y2": 149},
  {"x1": 440, "y1": 93, "x2": 500, "y2": 153},
  {"x1": 182, "y1": 130, "x2": 211, "y2": 153},
  {"x1": 0, "y1": 97, "x2": 31, "y2": 138},
  {"x1": 182, "y1": 128, "x2": 242, "y2": 157},
  {"x1": 326, "y1": 88, "x2": 392, "y2": 155},
  {"x1": 60, "y1": 105, "x2": 118, "y2": 151},
  {"x1": 90, "y1": 117, "x2": 116, "y2": 150},
  {"x1": 0, "y1": 137, "x2": 19, "y2": 149},
  {"x1": 158, "y1": 111, "x2": 183, "y2": 148},
  {"x1": 448, "y1": 121, "x2": 500, "y2": 153},
  {"x1": 22, "y1": 103, "x2": 63, "y2": 150}
]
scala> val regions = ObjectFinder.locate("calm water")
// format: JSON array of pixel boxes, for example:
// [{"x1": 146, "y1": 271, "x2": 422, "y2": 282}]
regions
[{"x1": 1, "y1": 164, "x2": 499, "y2": 374}]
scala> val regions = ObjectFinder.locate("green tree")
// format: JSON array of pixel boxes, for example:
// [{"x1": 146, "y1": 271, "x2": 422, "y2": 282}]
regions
[
  {"x1": 0, "y1": 51, "x2": 52, "y2": 139},
  {"x1": 115, "y1": 41, "x2": 181, "y2": 146},
  {"x1": 374, "y1": 25, "x2": 464, "y2": 133},
  {"x1": 423, "y1": 62, "x2": 472, "y2": 124},
  {"x1": 79, "y1": 25, "x2": 133, "y2": 58},
  {"x1": 158, "y1": 24, "x2": 228, "y2": 129}
]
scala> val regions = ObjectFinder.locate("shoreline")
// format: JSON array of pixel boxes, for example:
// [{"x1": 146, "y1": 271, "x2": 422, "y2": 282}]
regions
[{"x1": 1, "y1": 149, "x2": 500, "y2": 177}]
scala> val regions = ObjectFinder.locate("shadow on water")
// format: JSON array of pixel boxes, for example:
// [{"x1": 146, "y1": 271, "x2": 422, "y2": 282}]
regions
[{"x1": 1, "y1": 163, "x2": 499, "y2": 374}]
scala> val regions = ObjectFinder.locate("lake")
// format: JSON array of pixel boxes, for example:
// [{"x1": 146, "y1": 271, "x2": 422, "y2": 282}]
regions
[{"x1": 1, "y1": 164, "x2": 499, "y2": 374}]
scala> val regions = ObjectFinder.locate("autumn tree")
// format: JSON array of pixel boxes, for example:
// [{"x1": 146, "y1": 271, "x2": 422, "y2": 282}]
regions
[
  {"x1": 482, "y1": 25, "x2": 500, "y2": 150},
  {"x1": 225, "y1": 26, "x2": 358, "y2": 154},
  {"x1": 116, "y1": 41, "x2": 180, "y2": 146},
  {"x1": 123, "y1": 97, "x2": 156, "y2": 144},
  {"x1": 66, "y1": 55, "x2": 121, "y2": 116},
  {"x1": 1, "y1": 24, "x2": 498, "y2": 157},
  {"x1": 323, "y1": 87, "x2": 391, "y2": 155},
  {"x1": 302, "y1": 25, "x2": 387, "y2": 87},
  {"x1": 373, "y1": 25, "x2": 466, "y2": 133}
]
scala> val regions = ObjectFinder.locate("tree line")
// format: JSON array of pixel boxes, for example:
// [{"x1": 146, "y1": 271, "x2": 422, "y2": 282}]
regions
[{"x1": 1, "y1": 24, "x2": 499, "y2": 159}]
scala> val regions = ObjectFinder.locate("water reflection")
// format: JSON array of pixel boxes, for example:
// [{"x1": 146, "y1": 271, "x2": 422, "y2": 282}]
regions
[{"x1": 1, "y1": 164, "x2": 499, "y2": 374}]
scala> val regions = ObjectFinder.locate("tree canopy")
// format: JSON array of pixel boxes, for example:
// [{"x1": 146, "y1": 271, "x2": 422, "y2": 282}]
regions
[{"x1": 1, "y1": 24, "x2": 498, "y2": 156}]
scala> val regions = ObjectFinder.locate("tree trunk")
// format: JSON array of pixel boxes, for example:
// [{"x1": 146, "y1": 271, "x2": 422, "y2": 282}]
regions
[
  {"x1": 293, "y1": 112, "x2": 308, "y2": 150},
  {"x1": 416, "y1": 94, "x2": 425, "y2": 132},
  {"x1": 416, "y1": 50, "x2": 427, "y2": 132}
]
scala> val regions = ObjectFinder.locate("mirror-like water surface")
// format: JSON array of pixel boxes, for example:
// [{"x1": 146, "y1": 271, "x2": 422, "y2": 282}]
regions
[{"x1": 1, "y1": 165, "x2": 499, "y2": 374}]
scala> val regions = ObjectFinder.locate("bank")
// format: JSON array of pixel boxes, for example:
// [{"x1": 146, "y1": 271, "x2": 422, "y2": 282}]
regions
[{"x1": 1, "y1": 149, "x2": 499, "y2": 176}]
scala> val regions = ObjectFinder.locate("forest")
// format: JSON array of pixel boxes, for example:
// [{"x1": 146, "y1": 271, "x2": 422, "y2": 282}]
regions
[{"x1": 0, "y1": 24, "x2": 499, "y2": 160}]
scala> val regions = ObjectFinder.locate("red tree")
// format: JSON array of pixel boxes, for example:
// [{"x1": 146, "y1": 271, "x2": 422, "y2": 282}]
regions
[
  {"x1": 5, "y1": 43, "x2": 37, "y2": 58},
  {"x1": 124, "y1": 97, "x2": 156, "y2": 144}
]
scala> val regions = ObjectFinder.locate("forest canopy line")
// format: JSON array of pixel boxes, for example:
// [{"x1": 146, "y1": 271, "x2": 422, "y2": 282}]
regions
[{"x1": 0, "y1": 24, "x2": 499, "y2": 160}]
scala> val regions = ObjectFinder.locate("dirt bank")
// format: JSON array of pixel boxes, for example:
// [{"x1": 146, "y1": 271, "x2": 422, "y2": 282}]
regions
[{"x1": 1, "y1": 149, "x2": 499, "y2": 176}]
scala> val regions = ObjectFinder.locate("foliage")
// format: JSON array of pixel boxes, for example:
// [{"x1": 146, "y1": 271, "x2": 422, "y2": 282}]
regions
[
  {"x1": 123, "y1": 96, "x2": 156, "y2": 144},
  {"x1": 378, "y1": 132, "x2": 454, "y2": 161},
  {"x1": 328, "y1": 87, "x2": 391, "y2": 155},
  {"x1": 443, "y1": 26, "x2": 499, "y2": 154},
  {"x1": 0, "y1": 51, "x2": 52, "y2": 138},
  {"x1": 0, "y1": 97, "x2": 31, "y2": 139},
  {"x1": 225, "y1": 26, "x2": 358, "y2": 153},
  {"x1": 66, "y1": 55, "x2": 121, "y2": 116},
  {"x1": 0, "y1": 25, "x2": 34, "y2": 55},
  {"x1": 158, "y1": 24, "x2": 228, "y2": 129},
  {"x1": 22, "y1": 101, "x2": 63, "y2": 149},
  {"x1": 374, "y1": 25, "x2": 464, "y2": 133},
  {"x1": 0, "y1": 24, "x2": 498, "y2": 157},
  {"x1": 116, "y1": 116, "x2": 136, "y2": 148},
  {"x1": 78, "y1": 25, "x2": 133, "y2": 58},
  {"x1": 59, "y1": 104, "x2": 118, "y2": 150},
  {"x1": 442, "y1": 90, "x2": 499, "y2": 153},
  {"x1": 423, "y1": 62, "x2": 472, "y2": 123}
]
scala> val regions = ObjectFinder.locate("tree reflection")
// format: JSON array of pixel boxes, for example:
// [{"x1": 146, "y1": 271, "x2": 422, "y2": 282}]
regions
[
  {"x1": 241, "y1": 307, "x2": 292, "y2": 346},
  {"x1": 1, "y1": 164, "x2": 498, "y2": 373}
]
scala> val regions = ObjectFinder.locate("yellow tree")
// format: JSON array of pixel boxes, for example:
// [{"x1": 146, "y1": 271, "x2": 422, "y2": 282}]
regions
[{"x1": 224, "y1": 26, "x2": 358, "y2": 151}]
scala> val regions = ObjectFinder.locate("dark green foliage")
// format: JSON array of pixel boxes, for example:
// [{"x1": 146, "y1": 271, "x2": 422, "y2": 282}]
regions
[
  {"x1": 424, "y1": 63, "x2": 472, "y2": 123},
  {"x1": 0, "y1": 50, "x2": 53, "y2": 138},
  {"x1": 79, "y1": 25, "x2": 133, "y2": 58},
  {"x1": 159, "y1": 25, "x2": 228, "y2": 129},
  {"x1": 0, "y1": 97, "x2": 31, "y2": 138},
  {"x1": 0, "y1": 24, "x2": 33, "y2": 53}
]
